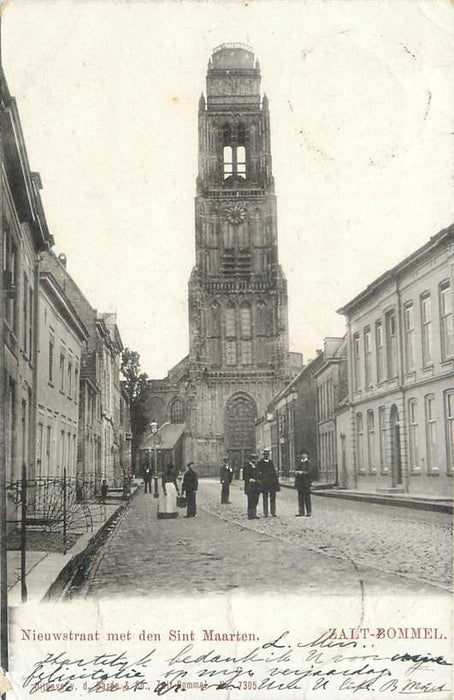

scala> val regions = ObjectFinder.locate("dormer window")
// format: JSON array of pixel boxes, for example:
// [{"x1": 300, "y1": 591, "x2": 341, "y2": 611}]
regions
[{"x1": 222, "y1": 123, "x2": 247, "y2": 180}]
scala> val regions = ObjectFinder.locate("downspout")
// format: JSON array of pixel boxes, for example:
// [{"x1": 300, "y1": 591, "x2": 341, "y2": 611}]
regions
[
  {"x1": 346, "y1": 316, "x2": 357, "y2": 489},
  {"x1": 30, "y1": 254, "x2": 40, "y2": 484},
  {"x1": 395, "y1": 277, "x2": 408, "y2": 493}
]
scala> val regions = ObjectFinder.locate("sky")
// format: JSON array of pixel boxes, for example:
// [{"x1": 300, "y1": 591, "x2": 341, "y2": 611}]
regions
[{"x1": 2, "y1": 0, "x2": 453, "y2": 377}]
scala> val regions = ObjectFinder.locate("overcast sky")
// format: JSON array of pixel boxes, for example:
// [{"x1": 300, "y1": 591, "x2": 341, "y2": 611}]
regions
[{"x1": 3, "y1": 0, "x2": 453, "y2": 377}]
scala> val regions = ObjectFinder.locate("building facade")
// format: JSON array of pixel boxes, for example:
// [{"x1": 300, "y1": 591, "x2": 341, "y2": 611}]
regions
[
  {"x1": 146, "y1": 44, "x2": 301, "y2": 475},
  {"x1": 338, "y1": 225, "x2": 454, "y2": 496},
  {"x1": 40, "y1": 251, "x2": 124, "y2": 493},
  {"x1": 1, "y1": 68, "x2": 53, "y2": 529},
  {"x1": 98, "y1": 312, "x2": 124, "y2": 486},
  {"x1": 118, "y1": 385, "x2": 132, "y2": 478},
  {"x1": 314, "y1": 337, "x2": 347, "y2": 485},
  {"x1": 36, "y1": 272, "x2": 88, "y2": 483},
  {"x1": 257, "y1": 352, "x2": 324, "y2": 479}
]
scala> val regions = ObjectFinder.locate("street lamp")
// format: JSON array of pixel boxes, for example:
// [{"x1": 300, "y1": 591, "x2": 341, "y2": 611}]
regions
[{"x1": 149, "y1": 421, "x2": 159, "y2": 497}]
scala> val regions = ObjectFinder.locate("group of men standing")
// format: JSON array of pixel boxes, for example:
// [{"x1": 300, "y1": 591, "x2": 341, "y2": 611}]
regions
[{"x1": 220, "y1": 450, "x2": 314, "y2": 520}]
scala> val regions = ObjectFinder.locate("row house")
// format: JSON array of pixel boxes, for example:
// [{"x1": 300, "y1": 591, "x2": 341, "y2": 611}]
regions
[
  {"x1": 40, "y1": 252, "x2": 125, "y2": 494},
  {"x1": 338, "y1": 224, "x2": 454, "y2": 497},
  {"x1": 97, "y1": 312, "x2": 124, "y2": 485},
  {"x1": 36, "y1": 271, "x2": 88, "y2": 485},
  {"x1": 1, "y1": 67, "x2": 53, "y2": 528},
  {"x1": 119, "y1": 385, "x2": 132, "y2": 477},
  {"x1": 313, "y1": 337, "x2": 348, "y2": 485},
  {"x1": 256, "y1": 352, "x2": 324, "y2": 478}
]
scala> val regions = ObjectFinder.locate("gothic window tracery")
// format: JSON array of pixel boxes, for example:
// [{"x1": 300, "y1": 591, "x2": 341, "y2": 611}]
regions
[
  {"x1": 225, "y1": 304, "x2": 236, "y2": 338},
  {"x1": 170, "y1": 398, "x2": 185, "y2": 424},
  {"x1": 240, "y1": 304, "x2": 252, "y2": 337},
  {"x1": 225, "y1": 394, "x2": 257, "y2": 452},
  {"x1": 240, "y1": 303, "x2": 252, "y2": 366},
  {"x1": 257, "y1": 300, "x2": 271, "y2": 335},
  {"x1": 225, "y1": 303, "x2": 237, "y2": 366}
]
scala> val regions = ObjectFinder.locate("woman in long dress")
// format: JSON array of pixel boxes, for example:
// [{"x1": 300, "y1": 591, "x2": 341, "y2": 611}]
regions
[{"x1": 157, "y1": 463, "x2": 179, "y2": 519}]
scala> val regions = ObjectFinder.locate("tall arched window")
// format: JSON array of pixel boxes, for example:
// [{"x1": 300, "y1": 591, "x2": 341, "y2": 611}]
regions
[
  {"x1": 240, "y1": 304, "x2": 252, "y2": 337},
  {"x1": 209, "y1": 302, "x2": 222, "y2": 366},
  {"x1": 223, "y1": 146, "x2": 233, "y2": 179},
  {"x1": 257, "y1": 300, "x2": 269, "y2": 335},
  {"x1": 237, "y1": 147, "x2": 246, "y2": 178},
  {"x1": 225, "y1": 305, "x2": 236, "y2": 338},
  {"x1": 256, "y1": 301, "x2": 270, "y2": 365},
  {"x1": 240, "y1": 304, "x2": 252, "y2": 365},
  {"x1": 209, "y1": 301, "x2": 221, "y2": 337},
  {"x1": 170, "y1": 398, "x2": 185, "y2": 424},
  {"x1": 222, "y1": 123, "x2": 247, "y2": 180},
  {"x1": 223, "y1": 124, "x2": 233, "y2": 179},
  {"x1": 225, "y1": 304, "x2": 237, "y2": 366}
]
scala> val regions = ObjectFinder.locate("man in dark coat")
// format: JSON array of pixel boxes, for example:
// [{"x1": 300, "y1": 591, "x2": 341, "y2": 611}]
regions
[
  {"x1": 243, "y1": 454, "x2": 261, "y2": 520},
  {"x1": 143, "y1": 463, "x2": 153, "y2": 494},
  {"x1": 257, "y1": 449, "x2": 279, "y2": 517},
  {"x1": 294, "y1": 449, "x2": 313, "y2": 517},
  {"x1": 182, "y1": 462, "x2": 198, "y2": 517},
  {"x1": 220, "y1": 457, "x2": 233, "y2": 504}
]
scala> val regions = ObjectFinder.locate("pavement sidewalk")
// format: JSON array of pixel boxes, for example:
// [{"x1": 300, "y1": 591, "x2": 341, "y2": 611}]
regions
[
  {"x1": 7, "y1": 489, "x2": 138, "y2": 605},
  {"x1": 278, "y1": 478, "x2": 453, "y2": 514}
]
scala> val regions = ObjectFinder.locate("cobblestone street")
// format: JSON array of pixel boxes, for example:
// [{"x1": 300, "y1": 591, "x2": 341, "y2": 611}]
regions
[{"x1": 68, "y1": 479, "x2": 451, "y2": 599}]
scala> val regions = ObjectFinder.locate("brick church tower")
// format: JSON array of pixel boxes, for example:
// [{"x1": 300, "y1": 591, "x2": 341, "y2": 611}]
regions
[{"x1": 185, "y1": 43, "x2": 294, "y2": 474}]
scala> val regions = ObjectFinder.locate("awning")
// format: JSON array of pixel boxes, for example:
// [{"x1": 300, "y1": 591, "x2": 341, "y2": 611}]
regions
[{"x1": 141, "y1": 423, "x2": 186, "y2": 451}]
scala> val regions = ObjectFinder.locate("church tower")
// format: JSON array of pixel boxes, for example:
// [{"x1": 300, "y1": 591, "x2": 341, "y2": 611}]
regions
[{"x1": 186, "y1": 44, "x2": 292, "y2": 474}]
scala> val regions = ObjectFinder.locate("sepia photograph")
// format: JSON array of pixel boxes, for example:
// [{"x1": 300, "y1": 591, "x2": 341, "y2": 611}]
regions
[{"x1": 0, "y1": 1, "x2": 452, "y2": 698}]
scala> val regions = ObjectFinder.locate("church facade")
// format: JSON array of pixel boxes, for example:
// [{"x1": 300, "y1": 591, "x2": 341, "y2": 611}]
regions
[{"x1": 145, "y1": 44, "x2": 300, "y2": 475}]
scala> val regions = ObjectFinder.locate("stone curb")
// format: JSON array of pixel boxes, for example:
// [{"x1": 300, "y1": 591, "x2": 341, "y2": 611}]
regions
[
  {"x1": 279, "y1": 482, "x2": 454, "y2": 514},
  {"x1": 44, "y1": 488, "x2": 140, "y2": 601}
]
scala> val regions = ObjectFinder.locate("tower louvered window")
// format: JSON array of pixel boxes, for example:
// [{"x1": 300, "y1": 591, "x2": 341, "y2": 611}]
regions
[{"x1": 222, "y1": 123, "x2": 247, "y2": 180}]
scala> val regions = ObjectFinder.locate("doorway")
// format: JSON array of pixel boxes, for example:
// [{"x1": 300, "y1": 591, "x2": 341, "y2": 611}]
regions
[
  {"x1": 390, "y1": 405, "x2": 402, "y2": 487},
  {"x1": 225, "y1": 393, "x2": 257, "y2": 479}
]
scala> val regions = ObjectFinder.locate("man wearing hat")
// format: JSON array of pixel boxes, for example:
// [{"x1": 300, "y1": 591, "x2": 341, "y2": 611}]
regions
[
  {"x1": 294, "y1": 449, "x2": 313, "y2": 517},
  {"x1": 243, "y1": 453, "x2": 261, "y2": 520},
  {"x1": 257, "y1": 449, "x2": 279, "y2": 517},
  {"x1": 220, "y1": 456, "x2": 233, "y2": 504}
]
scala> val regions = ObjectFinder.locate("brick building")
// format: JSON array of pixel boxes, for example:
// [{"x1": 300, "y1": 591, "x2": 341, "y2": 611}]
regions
[
  {"x1": 146, "y1": 44, "x2": 301, "y2": 475},
  {"x1": 338, "y1": 225, "x2": 454, "y2": 496}
]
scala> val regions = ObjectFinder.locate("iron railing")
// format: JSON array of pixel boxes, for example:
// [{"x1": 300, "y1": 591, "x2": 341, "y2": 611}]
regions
[{"x1": 5, "y1": 467, "x2": 112, "y2": 602}]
